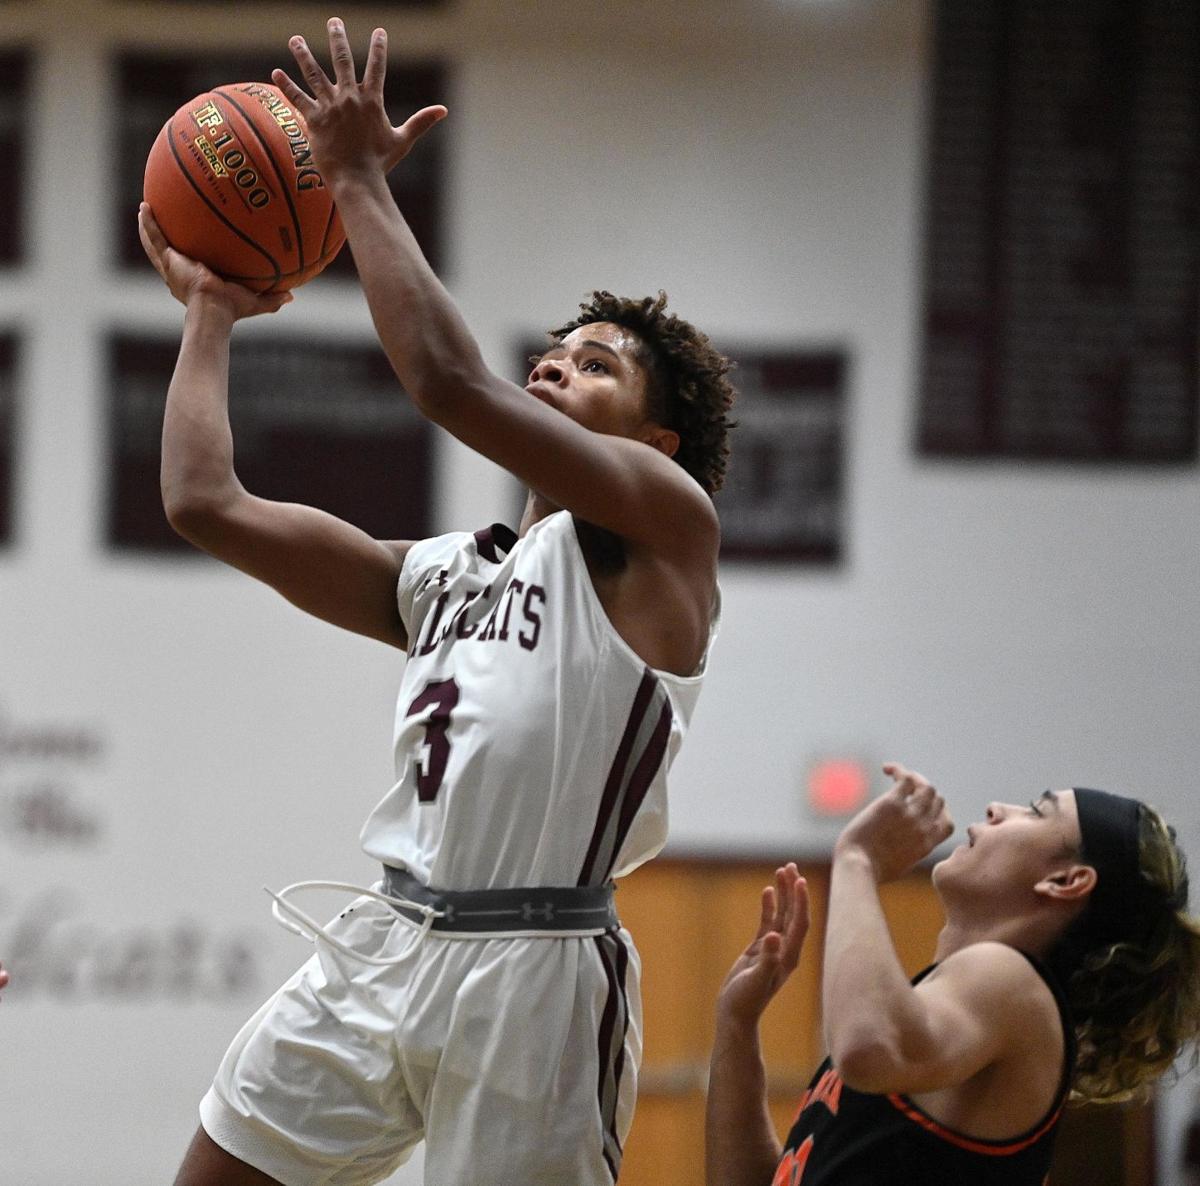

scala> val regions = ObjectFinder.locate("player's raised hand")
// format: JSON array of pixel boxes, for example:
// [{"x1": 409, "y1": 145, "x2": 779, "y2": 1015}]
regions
[
  {"x1": 716, "y1": 864, "x2": 809, "y2": 1026},
  {"x1": 138, "y1": 204, "x2": 293, "y2": 318},
  {"x1": 272, "y1": 20, "x2": 447, "y2": 181},
  {"x1": 834, "y1": 763, "x2": 954, "y2": 883}
]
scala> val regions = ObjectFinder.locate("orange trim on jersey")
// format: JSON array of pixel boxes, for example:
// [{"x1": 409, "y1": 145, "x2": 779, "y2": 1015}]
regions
[{"x1": 886, "y1": 1094, "x2": 1065, "y2": 1156}]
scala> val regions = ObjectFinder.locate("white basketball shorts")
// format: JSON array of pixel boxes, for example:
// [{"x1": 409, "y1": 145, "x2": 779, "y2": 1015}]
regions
[{"x1": 199, "y1": 896, "x2": 642, "y2": 1186}]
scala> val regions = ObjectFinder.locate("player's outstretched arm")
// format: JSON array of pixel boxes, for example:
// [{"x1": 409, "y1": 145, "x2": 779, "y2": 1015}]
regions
[
  {"x1": 272, "y1": 21, "x2": 718, "y2": 561},
  {"x1": 706, "y1": 866, "x2": 809, "y2": 1186},
  {"x1": 819, "y1": 764, "x2": 1038, "y2": 1095},
  {"x1": 140, "y1": 206, "x2": 411, "y2": 648}
]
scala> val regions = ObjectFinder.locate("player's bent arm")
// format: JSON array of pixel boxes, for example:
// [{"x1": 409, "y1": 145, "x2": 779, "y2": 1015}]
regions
[
  {"x1": 161, "y1": 293, "x2": 410, "y2": 649},
  {"x1": 171, "y1": 493, "x2": 411, "y2": 648},
  {"x1": 327, "y1": 172, "x2": 719, "y2": 560},
  {"x1": 831, "y1": 943, "x2": 1042, "y2": 1096},
  {"x1": 706, "y1": 1014, "x2": 782, "y2": 1186},
  {"x1": 822, "y1": 844, "x2": 1013, "y2": 1096},
  {"x1": 431, "y1": 370, "x2": 720, "y2": 558}
]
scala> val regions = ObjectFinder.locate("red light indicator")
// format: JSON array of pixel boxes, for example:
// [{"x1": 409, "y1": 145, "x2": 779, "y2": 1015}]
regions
[{"x1": 808, "y1": 759, "x2": 869, "y2": 816}]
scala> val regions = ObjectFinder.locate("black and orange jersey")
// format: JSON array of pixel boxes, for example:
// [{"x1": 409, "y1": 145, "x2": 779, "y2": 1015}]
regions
[{"x1": 773, "y1": 951, "x2": 1075, "y2": 1186}]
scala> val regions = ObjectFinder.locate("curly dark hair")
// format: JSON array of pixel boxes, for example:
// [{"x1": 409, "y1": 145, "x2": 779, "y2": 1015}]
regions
[{"x1": 547, "y1": 291, "x2": 736, "y2": 495}]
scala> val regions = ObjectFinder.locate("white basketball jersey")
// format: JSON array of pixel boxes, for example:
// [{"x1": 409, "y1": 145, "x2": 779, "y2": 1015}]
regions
[{"x1": 359, "y1": 511, "x2": 718, "y2": 890}]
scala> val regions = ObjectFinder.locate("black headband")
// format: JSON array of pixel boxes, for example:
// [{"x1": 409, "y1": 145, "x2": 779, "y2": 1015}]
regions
[{"x1": 1073, "y1": 787, "x2": 1157, "y2": 945}]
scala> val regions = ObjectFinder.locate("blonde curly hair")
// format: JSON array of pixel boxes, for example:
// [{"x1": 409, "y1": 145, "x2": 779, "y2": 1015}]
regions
[{"x1": 1053, "y1": 803, "x2": 1200, "y2": 1104}]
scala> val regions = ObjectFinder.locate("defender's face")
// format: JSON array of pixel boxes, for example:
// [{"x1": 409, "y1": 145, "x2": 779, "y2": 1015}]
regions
[
  {"x1": 525, "y1": 322, "x2": 655, "y2": 438},
  {"x1": 933, "y1": 789, "x2": 1084, "y2": 897}
]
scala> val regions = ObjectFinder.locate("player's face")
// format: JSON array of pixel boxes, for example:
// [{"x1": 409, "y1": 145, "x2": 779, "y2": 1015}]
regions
[
  {"x1": 525, "y1": 323, "x2": 657, "y2": 438},
  {"x1": 933, "y1": 788, "x2": 1084, "y2": 898}
]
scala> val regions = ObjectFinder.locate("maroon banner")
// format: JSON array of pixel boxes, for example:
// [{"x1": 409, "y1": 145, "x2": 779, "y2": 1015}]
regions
[
  {"x1": 0, "y1": 334, "x2": 15, "y2": 546},
  {"x1": 919, "y1": 0, "x2": 1200, "y2": 462},
  {"x1": 716, "y1": 349, "x2": 846, "y2": 563},
  {"x1": 107, "y1": 334, "x2": 433, "y2": 552},
  {"x1": 0, "y1": 50, "x2": 28, "y2": 266}
]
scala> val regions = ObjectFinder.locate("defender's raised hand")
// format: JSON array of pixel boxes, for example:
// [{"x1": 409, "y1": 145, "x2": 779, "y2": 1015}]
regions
[
  {"x1": 834, "y1": 763, "x2": 955, "y2": 883},
  {"x1": 717, "y1": 864, "x2": 810, "y2": 1026},
  {"x1": 272, "y1": 19, "x2": 447, "y2": 182}
]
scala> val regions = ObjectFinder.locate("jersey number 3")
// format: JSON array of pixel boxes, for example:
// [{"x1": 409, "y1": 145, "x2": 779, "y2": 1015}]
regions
[{"x1": 406, "y1": 678, "x2": 461, "y2": 802}]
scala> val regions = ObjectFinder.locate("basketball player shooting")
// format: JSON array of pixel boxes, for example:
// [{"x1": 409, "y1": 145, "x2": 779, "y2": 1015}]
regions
[
  {"x1": 706, "y1": 764, "x2": 1200, "y2": 1186},
  {"x1": 138, "y1": 16, "x2": 733, "y2": 1186}
]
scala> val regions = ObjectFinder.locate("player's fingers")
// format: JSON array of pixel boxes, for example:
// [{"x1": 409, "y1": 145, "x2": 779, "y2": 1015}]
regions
[
  {"x1": 361, "y1": 27, "x2": 388, "y2": 92},
  {"x1": 326, "y1": 17, "x2": 358, "y2": 87},
  {"x1": 137, "y1": 202, "x2": 165, "y2": 249},
  {"x1": 935, "y1": 805, "x2": 955, "y2": 844},
  {"x1": 773, "y1": 867, "x2": 792, "y2": 933},
  {"x1": 754, "y1": 884, "x2": 776, "y2": 942},
  {"x1": 781, "y1": 861, "x2": 803, "y2": 912},
  {"x1": 795, "y1": 876, "x2": 811, "y2": 934},
  {"x1": 781, "y1": 874, "x2": 809, "y2": 967},
  {"x1": 399, "y1": 105, "x2": 448, "y2": 147},
  {"x1": 271, "y1": 68, "x2": 317, "y2": 114},
  {"x1": 137, "y1": 206, "x2": 169, "y2": 274},
  {"x1": 136, "y1": 204, "x2": 155, "y2": 251},
  {"x1": 909, "y1": 779, "x2": 937, "y2": 810},
  {"x1": 288, "y1": 35, "x2": 334, "y2": 101},
  {"x1": 138, "y1": 201, "x2": 158, "y2": 234},
  {"x1": 386, "y1": 107, "x2": 447, "y2": 171}
]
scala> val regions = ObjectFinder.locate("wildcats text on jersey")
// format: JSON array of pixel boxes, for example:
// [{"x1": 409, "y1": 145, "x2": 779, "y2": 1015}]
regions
[{"x1": 411, "y1": 568, "x2": 547, "y2": 657}]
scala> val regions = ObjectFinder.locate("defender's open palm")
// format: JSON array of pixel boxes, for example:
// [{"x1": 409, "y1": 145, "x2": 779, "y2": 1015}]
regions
[
  {"x1": 138, "y1": 203, "x2": 292, "y2": 318},
  {"x1": 272, "y1": 19, "x2": 446, "y2": 180},
  {"x1": 717, "y1": 864, "x2": 809, "y2": 1026}
]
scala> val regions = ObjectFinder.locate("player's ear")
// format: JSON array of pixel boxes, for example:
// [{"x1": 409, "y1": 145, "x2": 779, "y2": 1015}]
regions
[
  {"x1": 642, "y1": 425, "x2": 680, "y2": 458},
  {"x1": 1034, "y1": 863, "x2": 1097, "y2": 904}
]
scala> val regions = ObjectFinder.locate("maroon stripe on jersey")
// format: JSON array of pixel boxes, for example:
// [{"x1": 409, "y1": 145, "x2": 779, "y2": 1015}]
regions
[
  {"x1": 578, "y1": 669, "x2": 658, "y2": 887},
  {"x1": 593, "y1": 931, "x2": 631, "y2": 1180},
  {"x1": 603, "y1": 698, "x2": 673, "y2": 882},
  {"x1": 473, "y1": 522, "x2": 518, "y2": 563}
]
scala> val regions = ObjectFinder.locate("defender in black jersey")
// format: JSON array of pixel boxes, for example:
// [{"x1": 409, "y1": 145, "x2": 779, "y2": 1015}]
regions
[{"x1": 706, "y1": 764, "x2": 1200, "y2": 1186}]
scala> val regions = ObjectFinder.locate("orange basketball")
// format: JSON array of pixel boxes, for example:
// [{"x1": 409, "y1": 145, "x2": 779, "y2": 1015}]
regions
[{"x1": 144, "y1": 82, "x2": 346, "y2": 292}]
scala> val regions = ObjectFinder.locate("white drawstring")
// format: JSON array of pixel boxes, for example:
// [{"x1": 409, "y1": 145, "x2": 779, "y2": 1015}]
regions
[{"x1": 264, "y1": 879, "x2": 445, "y2": 967}]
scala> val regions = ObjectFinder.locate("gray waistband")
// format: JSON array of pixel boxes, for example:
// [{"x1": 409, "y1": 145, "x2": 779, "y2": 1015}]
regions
[{"x1": 382, "y1": 866, "x2": 618, "y2": 934}]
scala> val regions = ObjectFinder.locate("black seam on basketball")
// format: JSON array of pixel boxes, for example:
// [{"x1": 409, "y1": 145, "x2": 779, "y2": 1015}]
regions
[
  {"x1": 221, "y1": 237, "x2": 345, "y2": 285},
  {"x1": 164, "y1": 118, "x2": 282, "y2": 287},
  {"x1": 215, "y1": 86, "x2": 308, "y2": 273},
  {"x1": 217, "y1": 219, "x2": 347, "y2": 287},
  {"x1": 319, "y1": 203, "x2": 341, "y2": 260}
]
